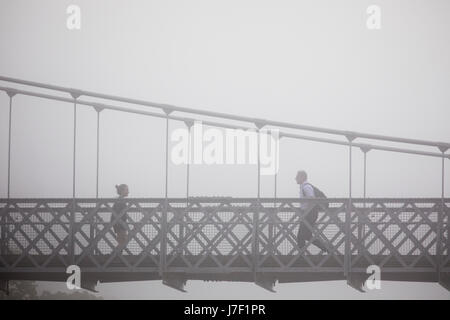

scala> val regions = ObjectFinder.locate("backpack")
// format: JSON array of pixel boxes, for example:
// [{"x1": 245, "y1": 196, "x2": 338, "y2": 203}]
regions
[{"x1": 302, "y1": 183, "x2": 329, "y2": 209}]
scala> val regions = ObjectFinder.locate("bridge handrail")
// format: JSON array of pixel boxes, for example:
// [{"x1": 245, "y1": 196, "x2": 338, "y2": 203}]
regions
[
  {"x1": 1, "y1": 75, "x2": 449, "y2": 152},
  {"x1": 0, "y1": 85, "x2": 449, "y2": 160}
]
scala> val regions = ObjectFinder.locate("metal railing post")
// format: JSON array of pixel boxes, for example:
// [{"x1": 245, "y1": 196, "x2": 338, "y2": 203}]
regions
[
  {"x1": 270, "y1": 133, "x2": 280, "y2": 255},
  {"x1": 345, "y1": 133, "x2": 356, "y2": 278},
  {"x1": 447, "y1": 157, "x2": 450, "y2": 268},
  {"x1": 359, "y1": 145, "x2": 371, "y2": 254},
  {"x1": 0, "y1": 208, "x2": 4, "y2": 257},
  {"x1": 360, "y1": 150, "x2": 366, "y2": 252},
  {"x1": 94, "y1": 106, "x2": 103, "y2": 199},
  {"x1": 2, "y1": 90, "x2": 16, "y2": 257},
  {"x1": 69, "y1": 90, "x2": 81, "y2": 264},
  {"x1": 92, "y1": 105, "x2": 103, "y2": 255},
  {"x1": 437, "y1": 148, "x2": 447, "y2": 283},
  {"x1": 6, "y1": 90, "x2": 16, "y2": 199},
  {"x1": 182, "y1": 120, "x2": 193, "y2": 256},
  {"x1": 160, "y1": 109, "x2": 172, "y2": 277},
  {"x1": 253, "y1": 124, "x2": 264, "y2": 280}
]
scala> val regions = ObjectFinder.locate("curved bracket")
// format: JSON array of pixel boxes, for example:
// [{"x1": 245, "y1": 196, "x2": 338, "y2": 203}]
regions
[
  {"x1": 80, "y1": 279, "x2": 99, "y2": 293},
  {"x1": 91, "y1": 103, "x2": 105, "y2": 114},
  {"x1": 183, "y1": 119, "x2": 195, "y2": 129},
  {"x1": 254, "y1": 119, "x2": 267, "y2": 130},
  {"x1": 347, "y1": 273, "x2": 367, "y2": 293},
  {"x1": 5, "y1": 88, "x2": 17, "y2": 98},
  {"x1": 254, "y1": 274, "x2": 277, "y2": 293},
  {"x1": 161, "y1": 104, "x2": 174, "y2": 116},
  {"x1": 162, "y1": 276, "x2": 187, "y2": 292},
  {"x1": 359, "y1": 144, "x2": 372, "y2": 154},
  {"x1": 344, "y1": 131, "x2": 357, "y2": 142},
  {"x1": 69, "y1": 89, "x2": 83, "y2": 100},
  {"x1": 437, "y1": 143, "x2": 450, "y2": 154}
]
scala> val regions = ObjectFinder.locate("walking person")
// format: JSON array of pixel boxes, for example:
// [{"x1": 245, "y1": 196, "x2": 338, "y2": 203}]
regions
[
  {"x1": 112, "y1": 184, "x2": 129, "y2": 250},
  {"x1": 295, "y1": 170, "x2": 329, "y2": 253}
]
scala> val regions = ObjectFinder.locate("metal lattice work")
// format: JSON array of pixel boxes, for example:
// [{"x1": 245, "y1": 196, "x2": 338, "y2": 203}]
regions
[
  {"x1": 1, "y1": 198, "x2": 448, "y2": 282},
  {"x1": 0, "y1": 76, "x2": 449, "y2": 293}
]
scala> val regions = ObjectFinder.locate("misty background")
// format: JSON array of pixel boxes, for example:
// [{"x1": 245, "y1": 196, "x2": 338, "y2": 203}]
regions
[{"x1": 0, "y1": 0, "x2": 449, "y2": 299}]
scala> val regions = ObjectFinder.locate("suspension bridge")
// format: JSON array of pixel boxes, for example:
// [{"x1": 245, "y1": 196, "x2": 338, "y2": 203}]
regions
[{"x1": 0, "y1": 75, "x2": 449, "y2": 294}]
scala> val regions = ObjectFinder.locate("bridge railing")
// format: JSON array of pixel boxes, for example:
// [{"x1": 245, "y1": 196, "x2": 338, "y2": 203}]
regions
[{"x1": 1, "y1": 198, "x2": 448, "y2": 276}]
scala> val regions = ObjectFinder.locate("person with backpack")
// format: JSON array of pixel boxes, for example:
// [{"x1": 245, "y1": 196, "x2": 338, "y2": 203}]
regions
[{"x1": 295, "y1": 170, "x2": 329, "y2": 253}]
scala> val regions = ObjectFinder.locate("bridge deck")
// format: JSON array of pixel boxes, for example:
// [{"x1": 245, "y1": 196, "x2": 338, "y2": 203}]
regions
[{"x1": 1, "y1": 254, "x2": 446, "y2": 284}]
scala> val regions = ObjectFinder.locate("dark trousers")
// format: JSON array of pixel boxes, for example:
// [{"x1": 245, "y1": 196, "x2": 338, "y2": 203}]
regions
[{"x1": 297, "y1": 206, "x2": 328, "y2": 252}]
